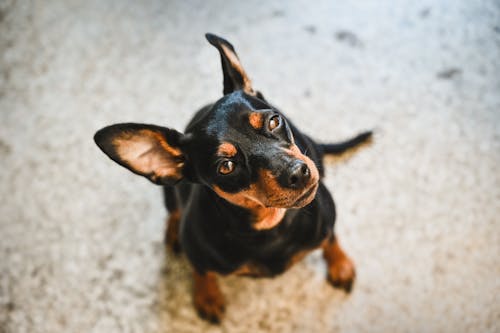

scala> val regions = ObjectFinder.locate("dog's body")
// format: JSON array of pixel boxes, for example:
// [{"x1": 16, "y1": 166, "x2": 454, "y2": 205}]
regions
[
  {"x1": 166, "y1": 99, "x2": 335, "y2": 277},
  {"x1": 95, "y1": 34, "x2": 371, "y2": 323}
]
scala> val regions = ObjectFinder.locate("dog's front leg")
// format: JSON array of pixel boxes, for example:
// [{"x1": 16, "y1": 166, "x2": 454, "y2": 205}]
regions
[
  {"x1": 165, "y1": 210, "x2": 181, "y2": 253},
  {"x1": 193, "y1": 270, "x2": 226, "y2": 323},
  {"x1": 322, "y1": 235, "x2": 356, "y2": 292}
]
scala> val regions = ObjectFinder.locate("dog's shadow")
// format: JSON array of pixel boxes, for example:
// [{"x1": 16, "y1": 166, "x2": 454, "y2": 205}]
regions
[{"x1": 154, "y1": 249, "x2": 349, "y2": 332}]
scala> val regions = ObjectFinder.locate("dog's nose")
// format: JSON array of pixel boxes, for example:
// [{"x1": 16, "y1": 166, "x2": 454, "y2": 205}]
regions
[{"x1": 287, "y1": 161, "x2": 310, "y2": 189}]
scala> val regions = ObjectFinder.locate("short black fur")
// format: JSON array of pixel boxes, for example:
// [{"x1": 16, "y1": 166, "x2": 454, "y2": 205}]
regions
[{"x1": 94, "y1": 33, "x2": 372, "y2": 322}]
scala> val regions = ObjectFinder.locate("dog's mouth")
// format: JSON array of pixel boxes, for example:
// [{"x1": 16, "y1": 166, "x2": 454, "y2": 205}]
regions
[
  {"x1": 290, "y1": 181, "x2": 319, "y2": 208},
  {"x1": 251, "y1": 180, "x2": 319, "y2": 209},
  {"x1": 213, "y1": 163, "x2": 320, "y2": 210},
  {"x1": 256, "y1": 165, "x2": 320, "y2": 209}
]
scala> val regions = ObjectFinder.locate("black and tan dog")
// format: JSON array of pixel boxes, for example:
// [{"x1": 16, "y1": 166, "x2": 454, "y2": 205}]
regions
[{"x1": 94, "y1": 33, "x2": 372, "y2": 323}]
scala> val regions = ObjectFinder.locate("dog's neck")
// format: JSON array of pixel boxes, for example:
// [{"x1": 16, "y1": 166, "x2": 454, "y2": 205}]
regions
[
  {"x1": 225, "y1": 196, "x2": 287, "y2": 230},
  {"x1": 252, "y1": 206, "x2": 287, "y2": 230},
  {"x1": 212, "y1": 185, "x2": 287, "y2": 230}
]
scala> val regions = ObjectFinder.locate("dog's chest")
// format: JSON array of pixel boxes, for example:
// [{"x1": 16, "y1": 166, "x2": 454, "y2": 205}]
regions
[
  {"x1": 181, "y1": 184, "x2": 334, "y2": 275},
  {"x1": 227, "y1": 216, "x2": 329, "y2": 277}
]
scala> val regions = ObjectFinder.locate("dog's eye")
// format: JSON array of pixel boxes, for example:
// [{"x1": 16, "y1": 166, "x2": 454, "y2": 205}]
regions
[
  {"x1": 218, "y1": 160, "x2": 235, "y2": 175},
  {"x1": 268, "y1": 115, "x2": 280, "y2": 131}
]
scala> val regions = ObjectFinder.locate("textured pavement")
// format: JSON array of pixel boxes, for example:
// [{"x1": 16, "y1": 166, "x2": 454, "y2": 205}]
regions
[{"x1": 1, "y1": 0, "x2": 499, "y2": 332}]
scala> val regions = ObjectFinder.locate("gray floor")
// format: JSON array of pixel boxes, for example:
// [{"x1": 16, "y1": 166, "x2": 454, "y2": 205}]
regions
[{"x1": 1, "y1": 0, "x2": 499, "y2": 332}]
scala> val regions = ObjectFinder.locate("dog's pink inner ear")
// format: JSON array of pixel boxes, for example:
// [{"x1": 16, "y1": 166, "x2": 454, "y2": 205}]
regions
[{"x1": 113, "y1": 130, "x2": 184, "y2": 182}]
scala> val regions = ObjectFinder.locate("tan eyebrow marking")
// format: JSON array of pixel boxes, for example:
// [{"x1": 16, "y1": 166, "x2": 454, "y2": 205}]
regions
[
  {"x1": 217, "y1": 142, "x2": 237, "y2": 157},
  {"x1": 249, "y1": 112, "x2": 264, "y2": 129}
]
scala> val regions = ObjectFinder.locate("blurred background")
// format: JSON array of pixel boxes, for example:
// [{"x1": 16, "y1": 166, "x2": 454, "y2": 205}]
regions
[{"x1": 1, "y1": 0, "x2": 499, "y2": 332}]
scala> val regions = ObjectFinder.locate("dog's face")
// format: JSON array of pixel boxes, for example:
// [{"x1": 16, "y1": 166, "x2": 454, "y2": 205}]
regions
[
  {"x1": 183, "y1": 91, "x2": 320, "y2": 209},
  {"x1": 94, "y1": 34, "x2": 319, "y2": 210}
]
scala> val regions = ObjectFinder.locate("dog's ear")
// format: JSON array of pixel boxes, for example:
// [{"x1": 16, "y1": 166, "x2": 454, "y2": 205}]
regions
[
  {"x1": 94, "y1": 123, "x2": 187, "y2": 185},
  {"x1": 206, "y1": 33, "x2": 256, "y2": 96}
]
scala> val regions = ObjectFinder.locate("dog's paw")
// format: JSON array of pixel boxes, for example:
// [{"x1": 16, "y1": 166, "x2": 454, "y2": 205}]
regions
[
  {"x1": 193, "y1": 272, "x2": 226, "y2": 323},
  {"x1": 327, "y1": 256, "x2": 356, "y2": 293},
  {"x1": 194, "y1": 287, "x2": 226, "y2": 323}
]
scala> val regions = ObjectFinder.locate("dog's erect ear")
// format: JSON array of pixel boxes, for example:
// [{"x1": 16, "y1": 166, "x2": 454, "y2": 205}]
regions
[
  {"x1": 205, "y1": 33, "x2": 256, "y2": 96},
  {"x1": 94, "y1": 123, "x2": 187, "y2": 185}
]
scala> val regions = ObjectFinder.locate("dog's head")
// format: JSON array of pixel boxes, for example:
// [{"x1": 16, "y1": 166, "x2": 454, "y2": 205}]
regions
[{"x1": 94, "y1": 34, "x2": 319, "y2": 209}]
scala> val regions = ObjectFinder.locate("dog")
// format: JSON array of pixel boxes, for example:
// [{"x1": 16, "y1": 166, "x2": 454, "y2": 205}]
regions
[{"x1": 94, "y1": 33, "x2": 372, "y2": 323}]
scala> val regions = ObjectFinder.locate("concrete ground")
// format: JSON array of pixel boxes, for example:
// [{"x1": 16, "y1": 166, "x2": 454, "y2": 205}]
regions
[{"x1": 1, "y1": 0, "x2": 499, "y2": 332}]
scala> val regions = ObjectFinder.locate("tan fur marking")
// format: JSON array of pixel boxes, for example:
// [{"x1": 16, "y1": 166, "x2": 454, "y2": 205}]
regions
[
  {"x1": 193, "y1": 271, "x2": 225, "y2": 322},
  {"x1": 284, "y1": 144, "x2": 320, "y2": 184},
  {"x1": 249, "y1": 112, "x2": 264, "y2": 129},
  {"x1": 257, "y1": 167, "x2": 318, "y2": 209},
  {"x1": 322, "y1": 238, "x2": 356, "y2": 291},
  {"x1": 165, "y1": 210, "x2": 181, "y2": 253},
  {"x1": 113, "y1": 129, "x2": 183, "y2": 181},
  {"x1": 149, "y1": 131, "x2": 183, "y2": 157},
  {"x1": 217, "y1": 142, "x2": 237, "y2": 157},
  {"x1": 212, "y1": 144, "x2": 321, "y2": 229},
  {"x1": 213, "y1": 184, "x2": 260, "y2": 208},
  {"x1": 253, "y1": 207, "x2": 286, "y2": 230},
  {"x1": 220, "y1": 44, "x2": 255, "y2": 95},
  {"x1": 213, "y1": 184, "x2": 287, "y2": 230},
  {"x1": 213, "y1": 183, "x2": 286, "y2": 230},
  {"x1": 212, "y1": 167, "x2": 316, "y2": 230},
  {"x1": 232, "y1": 262, "x2": 270, "y2": 277}
]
